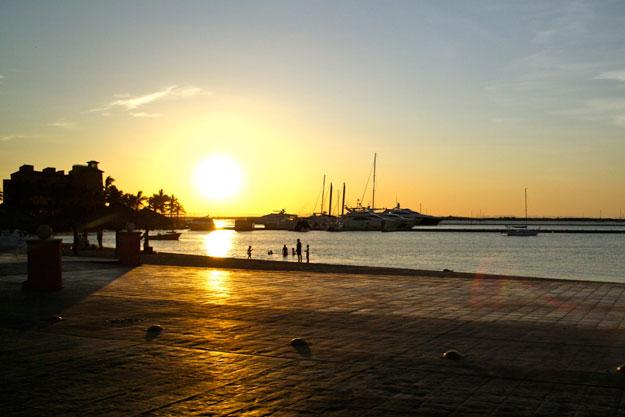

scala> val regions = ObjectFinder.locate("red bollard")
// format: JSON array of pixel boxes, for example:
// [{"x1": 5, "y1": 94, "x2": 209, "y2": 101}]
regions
[
  {"x1": 116, "y1": 231, "x2": 142, "y2": 266},
  {"x1": 23, "y1": 239, "x2": 63, "y2": 291}
]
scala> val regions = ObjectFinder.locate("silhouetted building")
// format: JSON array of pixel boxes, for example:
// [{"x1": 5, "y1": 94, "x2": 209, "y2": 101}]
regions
[{"x1": 2, "y1": 161, "x2": 104, "y2": 231}]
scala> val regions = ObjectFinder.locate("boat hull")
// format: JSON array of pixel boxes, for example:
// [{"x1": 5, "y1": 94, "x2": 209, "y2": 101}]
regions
[{"x1": 148, "y1": 232, "x2": 181, "y2": 240}]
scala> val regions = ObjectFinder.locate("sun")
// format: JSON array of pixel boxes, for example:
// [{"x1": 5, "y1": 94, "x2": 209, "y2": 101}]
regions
[{"x1": 193, "y1": 155, "x2": 244, "y2": 200}]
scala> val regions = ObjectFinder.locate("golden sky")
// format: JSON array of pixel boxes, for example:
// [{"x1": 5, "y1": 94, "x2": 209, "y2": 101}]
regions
[{"x1": 1, "y1": 2, "x2": 625, "y2": 217}]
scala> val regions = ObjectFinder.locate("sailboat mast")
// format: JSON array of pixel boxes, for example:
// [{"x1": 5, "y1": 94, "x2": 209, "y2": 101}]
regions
[
  {"x1": 320, "y1": 174, "x2": 326, "y2": 214},
  {"x1": 341, "y1": 183, "x2": 346, "y2": 216},
  {"x1": 336, "y1": 189, "x2": 340, "y2": 217},
  {"x1": 372, "y1": 153, "x2": 377, "y2": 209},
  {"x1": 524, "y1": 187, "x2": 528, "y2": 225},
  {"x1": 328, "y1": 183, "x2": 333, "y2": 216}
]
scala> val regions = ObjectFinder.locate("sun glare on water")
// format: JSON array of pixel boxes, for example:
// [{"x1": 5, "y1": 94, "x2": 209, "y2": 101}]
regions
[{"x1": 193, "y1": 155, "x2": 244, "y2": 201}]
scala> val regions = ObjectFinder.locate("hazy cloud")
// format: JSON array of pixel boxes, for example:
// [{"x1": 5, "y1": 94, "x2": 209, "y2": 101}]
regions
[
  {"x1": 556, "y1": 99, "x2": 625, "y2": 127},
  {"x1": 49, "y1": 120, "x2": 76, "y2": 129},
  {"x1": 533, "y1": 30, "x2": 555, "y2": 44},
  {"x1": 596, "y1": 70, "x2": 625, "y2": 84},
  {"x1": 91, "y1": 85, "x2": 208, "y2": 115},
  {"x1": 0, "y1": 133, "x2": 29, "y2": 142},
  {"x1": 130, "y1": 112, "x2": 161, "y2": 118},
  {"x1": 486, "y1": 1, "x2": 625, "y2": 128}
]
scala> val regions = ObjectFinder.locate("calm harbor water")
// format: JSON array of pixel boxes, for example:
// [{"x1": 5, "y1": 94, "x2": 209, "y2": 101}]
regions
[{"x1": 61, "y1": 221, "x2": 625, "y2": 283}]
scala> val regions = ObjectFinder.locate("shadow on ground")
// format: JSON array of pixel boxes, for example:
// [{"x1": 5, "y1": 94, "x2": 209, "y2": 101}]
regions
[{"x1": 0, "y1": 261, "x2": 133, "y2": 330}]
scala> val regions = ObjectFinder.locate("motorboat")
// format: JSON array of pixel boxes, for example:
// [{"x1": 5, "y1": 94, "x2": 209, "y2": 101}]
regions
[
  {"x1": 188, "y1": 216, "x2": 216, "y2": 231},
  {"x1": 255, "y1": 209, "x2": 297, "y2": 230},
  {"x1": 384, "y1": 204, "x2": 442, "y2": 227},
  {"x1": 148, "y1": 231, "x2": 181, "y2": 240},
  {"x1": 340, "y1": 208, "x2": 386, "y2": 231},
  {"x1": 234, "y1": 219, "x2": 255, "y2": 231},
  {"x1": 376, "y1": 211, "x2": 408, "y2": 231},
  {"x1": 304, "y1": 213, "x2": 339, "y2": 231},
  {"x1": 506, "y1": 225, "x2": 538, "y2": 236}
]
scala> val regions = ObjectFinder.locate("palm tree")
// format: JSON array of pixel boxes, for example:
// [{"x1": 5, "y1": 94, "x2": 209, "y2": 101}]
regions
[
  {"x1": 103, "y1": 176, "x2": 124, "y2": 207},
  {"x1": 167, "y1": 194, "x2": 177, "y2": 218},
  {"x1": 165, "y1": 194, "x2": 185, "y2": 227},
  {"x1": 123, "y1": 191, "x2": 147, "y2": 212},
  {"x1": 148, "y1": 189, "x2": 168, "y2": 214}
]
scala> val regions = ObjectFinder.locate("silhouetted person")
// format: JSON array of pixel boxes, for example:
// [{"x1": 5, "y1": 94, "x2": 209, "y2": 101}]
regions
[
  {"x1": 296, "y1": 239, "x2": 302, "y2": 263},
  {"x1": 282, "y1": 244, "x2": 288, "y2": 257},
  {"x1": 247, "y1": 245, "x2": 253, "y2": 259},
  {"x1": 268, "y1": 250, "x2": 273, "y2": 255},
  {"x1": 82, "y1": 230, "x2": 89, "y2": 249},
  {"x1": 72, "y1": 230, "x2": 80, "y2": 255},
  {"x1": 143, "y1": 230, "x2": 152, "y2": 254},
  {"x1": 306, "y1": 244, "x2": 310, "y2": 263},
  {"x1": 292, "y1": 248, "x2": 295, "y2": 256},
  {"x1": 97, "y1": 228, "x2": 103, "y2": 249}
]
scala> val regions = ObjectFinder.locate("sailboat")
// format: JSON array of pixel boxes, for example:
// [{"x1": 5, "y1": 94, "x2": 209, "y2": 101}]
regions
[
  {"x1": 506, "y1": 188, "x2": 538, "y2": 236},
  {"x1": 305, "y1": 175, "x2": 339, "y2": 230},
  {"x1": 341, "y1": 153, "x2": 404, "y2": 231}
]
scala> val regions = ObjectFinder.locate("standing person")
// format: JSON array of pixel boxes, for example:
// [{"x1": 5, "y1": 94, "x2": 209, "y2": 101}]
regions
[
  {"x1": 247, "y1": 245, "x2": 253, "y2": 259},
  {"x1": 97, "y1": 228, "x2": 104, "y2": 249},
  {"x1": 296, "y1": 239, "x2": 302, "y2": 263},
  {"x1": 305, "y1": 244, "x2": 310, "y2": 263},
  {"x1": 282, "y1": 244, "x2": 288, "y2": 257}
]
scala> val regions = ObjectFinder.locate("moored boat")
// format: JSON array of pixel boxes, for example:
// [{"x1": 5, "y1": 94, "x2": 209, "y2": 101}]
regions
[
  {"x1": 255, "y1": 209, "x2": 297, "y2": 230},
  {"x1": 340, "y1": 207, "x2": 385, "y2": 231},
  {"x1": 234, "y1": 219, "x2": 255, "y2": 231},
  {"x1": 188, "y1": 216, "x2": 216, "y2": 231},
  {"x1": 148, "y1": 231, "x2": 181, "y2": 240},
  {"x1": 506, "y1": 188, "x2": 538, "y2": 237},
  {"x1": 384, "y1": 204, "x2": 442, "y2": 227},
  {"x1": 506, "y1": 225, "x2": 538, "y2": 236}
]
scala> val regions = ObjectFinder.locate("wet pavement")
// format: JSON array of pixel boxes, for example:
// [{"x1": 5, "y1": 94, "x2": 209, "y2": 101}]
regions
[{"x1": 2, "y1": 262, "x2": 625, "y2": 416}]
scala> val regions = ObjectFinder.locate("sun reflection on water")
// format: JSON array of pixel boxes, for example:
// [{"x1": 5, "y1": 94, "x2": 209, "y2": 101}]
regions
[
  {"x1": 204, "y1": 270, "x2": 231, "y2": 300},
  {"x1": 202, "y1": 230, "x2": 235, "y2": 257},
  {"x1": 213, "y1": 219, "x2": 228, "y2": 229}
]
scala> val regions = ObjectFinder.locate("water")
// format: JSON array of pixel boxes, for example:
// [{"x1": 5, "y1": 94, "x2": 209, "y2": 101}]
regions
[{"x1": 58, "y1": 221, "x2": 625, "y2": 283}]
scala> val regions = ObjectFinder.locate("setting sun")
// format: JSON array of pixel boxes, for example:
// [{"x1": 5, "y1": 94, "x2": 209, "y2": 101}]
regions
[{"x1": 193, "y1": 155, "x2": 244, "y2": 201}]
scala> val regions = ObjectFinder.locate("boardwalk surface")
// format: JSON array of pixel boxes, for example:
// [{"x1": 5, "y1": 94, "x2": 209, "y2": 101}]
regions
[{"x1": 2, "y1": 261, "x2": 625, "y2": 416}]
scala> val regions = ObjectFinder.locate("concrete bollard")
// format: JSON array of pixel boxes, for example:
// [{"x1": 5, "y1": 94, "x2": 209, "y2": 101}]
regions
[{"x1": 116, "y1": 231, "x2": 142, "y2": 266}]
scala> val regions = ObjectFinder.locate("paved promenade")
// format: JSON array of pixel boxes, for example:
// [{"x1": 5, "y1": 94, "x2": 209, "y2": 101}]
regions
[{"x1": 3, "y1": 260, "x2": 625, "y2": 416}]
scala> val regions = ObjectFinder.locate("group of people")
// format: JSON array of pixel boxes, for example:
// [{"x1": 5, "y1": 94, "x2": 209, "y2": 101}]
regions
[{"x1": 247, "y1": 238, "x2": 310, "y2": 263}]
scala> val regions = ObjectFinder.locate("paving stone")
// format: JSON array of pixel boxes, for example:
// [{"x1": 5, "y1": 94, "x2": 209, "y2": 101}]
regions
[{"x1": 3, "y1": 263, "x2": 625, "y2": 415}]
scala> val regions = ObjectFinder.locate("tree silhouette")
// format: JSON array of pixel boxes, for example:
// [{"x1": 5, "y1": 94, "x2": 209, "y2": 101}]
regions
[
  {"x1": 123, "y1": 191, "x2": 147, "y2": 213},
  {"x1": 103, "y1": 176, "x2": 124, "y2": 208},
  {"x1": 148, "y1": 189, "x2": 168, "y2": 214},
  {"x1": 166, "y1": 194, "x2": 185, "y2": 226}
]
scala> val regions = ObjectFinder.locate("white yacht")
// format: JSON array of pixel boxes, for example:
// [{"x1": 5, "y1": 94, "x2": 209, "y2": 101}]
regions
[
  {"x1": 376, "y1": 211, "x2": 408, "y2": 231},
  {"x1": 385, "y1": 204, "x2": 442, "y2": 226},
  {"x1": 305, "y1": 213, "x2": 339, "y2": 231},
  {"x1": 255, "y1": 209, "x2": 297, "y2": 230},
  {"x1": 340, "y1": 208, "x2": 386, "y2": 231}
]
